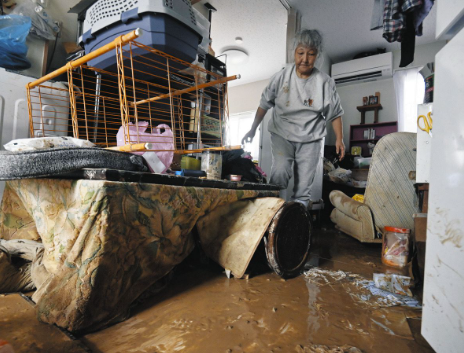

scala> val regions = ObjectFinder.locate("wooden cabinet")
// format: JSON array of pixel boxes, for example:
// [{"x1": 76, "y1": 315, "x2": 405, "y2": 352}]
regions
[{"x1": 349, "y1": 121, "x2": 398, "y2": 157}]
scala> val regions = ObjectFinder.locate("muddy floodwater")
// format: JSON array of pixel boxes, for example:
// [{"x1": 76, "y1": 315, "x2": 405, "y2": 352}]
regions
[{"x1": 81, "y1": 229, "x2": 433, "y2": 353}]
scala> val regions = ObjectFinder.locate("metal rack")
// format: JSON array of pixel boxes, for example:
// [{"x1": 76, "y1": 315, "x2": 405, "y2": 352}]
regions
[{"x1": 26, "y1": 29, "x2": 239, "y2": 154}]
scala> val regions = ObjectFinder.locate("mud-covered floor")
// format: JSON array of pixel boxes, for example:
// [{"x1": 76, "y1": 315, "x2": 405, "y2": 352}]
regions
[{"x1": 0, "y1": 226, "x2": 434, "y2": 353}]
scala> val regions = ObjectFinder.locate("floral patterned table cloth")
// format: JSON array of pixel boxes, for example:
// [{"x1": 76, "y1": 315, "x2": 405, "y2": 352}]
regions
[{"x1": 0, "y1": 178, "x2": 279, "y2": 332}]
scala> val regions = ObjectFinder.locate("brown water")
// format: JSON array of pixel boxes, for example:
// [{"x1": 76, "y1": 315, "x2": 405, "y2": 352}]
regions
[{"x1": 82, "y1": 228, "x2": 433, "y2": 353}]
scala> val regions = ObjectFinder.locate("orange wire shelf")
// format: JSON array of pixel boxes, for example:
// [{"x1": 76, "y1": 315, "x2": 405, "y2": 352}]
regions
[{"x1": 26, "y1": 29, "x2": 239, "y2": 154}]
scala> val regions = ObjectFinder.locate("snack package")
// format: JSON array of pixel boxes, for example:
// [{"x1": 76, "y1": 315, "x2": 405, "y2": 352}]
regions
[{"x1": 373, "y1": 273, "x2": 413, "y2": 297}]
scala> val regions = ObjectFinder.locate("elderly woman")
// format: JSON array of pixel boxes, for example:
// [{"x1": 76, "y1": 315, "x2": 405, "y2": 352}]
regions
[{"x1": 242, "y1": 29, "x2": 345, "y2": 208}]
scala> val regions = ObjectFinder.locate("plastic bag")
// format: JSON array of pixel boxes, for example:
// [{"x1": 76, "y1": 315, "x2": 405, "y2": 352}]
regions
[
  {"x1": 373, "y1": 273, "x2": 413, "y2": 297},
  {"x1": 0, "y1": 15, "x2": 31, "y2": 70},
  {"x1": 178, "y1": 57, "x2": 207, "y2": 84},
  {"x1": 116, "y1": 122, "x2": 174, "y2": 173},
  {"x1": 328, "y1": 168, "x2": 352, "y2": 184},
  {"x1": 12, "y1": 2, "x2": 59, "y2": 40}
]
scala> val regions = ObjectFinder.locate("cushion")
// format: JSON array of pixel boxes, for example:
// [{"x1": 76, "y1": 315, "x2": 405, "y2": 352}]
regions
[
  {"x1": 364, "y1": 132, "x2": 418, "y2": 231},
  {"x1": 0, "y1": 148, "x2": 147, "y2": 180}
]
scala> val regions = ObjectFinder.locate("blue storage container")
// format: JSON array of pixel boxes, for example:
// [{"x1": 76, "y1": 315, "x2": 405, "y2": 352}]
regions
[{"x1": 81, "y1": 8, "x2": 201, "y2": 74}]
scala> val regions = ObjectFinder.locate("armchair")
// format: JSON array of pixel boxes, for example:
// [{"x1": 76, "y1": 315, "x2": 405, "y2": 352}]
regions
[{"x1": 329, "y1": 132, "x2": 418, "y2": 243}]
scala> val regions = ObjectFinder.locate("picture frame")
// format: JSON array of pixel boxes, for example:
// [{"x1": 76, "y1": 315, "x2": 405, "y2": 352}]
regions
[
  {"x1": 369, "y1": 95, "x2": 376, "y2": 105},
  {"x1": 363, "y1": 96, "x2": 368, "y2": 106}
]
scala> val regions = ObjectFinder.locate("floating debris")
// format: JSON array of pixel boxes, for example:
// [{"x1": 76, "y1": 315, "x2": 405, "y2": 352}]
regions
[
  {"x1": 304, "y1": 268, "x2": 420, "y2": 308},
  {"x1": 295, "y1": 343, "x2": 363, "y2": 353},
  {"x1": 351, "y1": 279, "x2": 420, "y2": 308},
  {"x1": 304, "y1": 268, "x2": 349, "y2": 286},
  {"x1": 373, "y1": 273, "x2": 413, "y2": 297}
]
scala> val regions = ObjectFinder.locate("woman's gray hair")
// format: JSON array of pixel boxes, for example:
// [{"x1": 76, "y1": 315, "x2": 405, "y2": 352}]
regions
[{"x1": 293, "y1": 29, "x2": 323, "y2": 56}]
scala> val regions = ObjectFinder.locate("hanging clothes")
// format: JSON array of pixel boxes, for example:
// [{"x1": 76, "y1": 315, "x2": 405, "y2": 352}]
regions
[
  {"x1": 383, "y1": 0, "x2": 421, "y2": 42},
  {"x1": 414, "y1": 0, "x2": 434, "y2": 35},
  {"x1": 400, "y1": 11, "x2": 416, "y2": 67},
  {"x1": 381, "y1": 0, "x2": 435, "y2": 67}
]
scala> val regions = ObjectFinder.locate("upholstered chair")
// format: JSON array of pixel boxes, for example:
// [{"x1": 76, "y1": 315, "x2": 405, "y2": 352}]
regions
[{"x1": 329, "y1": 132, "x2": 418, "y2": 242}]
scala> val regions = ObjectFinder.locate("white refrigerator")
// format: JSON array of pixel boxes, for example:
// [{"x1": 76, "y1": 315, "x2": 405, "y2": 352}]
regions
[{"x1": 421, "y1": 2, "x2": 464, "y2": 352}]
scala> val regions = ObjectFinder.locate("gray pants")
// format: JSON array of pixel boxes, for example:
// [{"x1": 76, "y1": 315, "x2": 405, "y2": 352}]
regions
[{"x1": 270, "y1": 133, "x2": 322, "y2": 207}]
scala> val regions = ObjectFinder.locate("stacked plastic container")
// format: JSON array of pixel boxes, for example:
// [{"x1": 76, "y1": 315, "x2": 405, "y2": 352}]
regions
[{"x1": 80, "y1": 0, "x2": 204, "y2": 71}]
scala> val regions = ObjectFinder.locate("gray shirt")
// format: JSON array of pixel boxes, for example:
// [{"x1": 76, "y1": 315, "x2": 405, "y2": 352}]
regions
[{"x1": 259, "y1": 65, "x2": 344, "y2": 143}]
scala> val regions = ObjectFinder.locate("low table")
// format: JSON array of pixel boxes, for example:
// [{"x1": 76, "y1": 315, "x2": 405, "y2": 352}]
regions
[{"x1": 0, "y1": 170, "x2": 283, "y2": 332}]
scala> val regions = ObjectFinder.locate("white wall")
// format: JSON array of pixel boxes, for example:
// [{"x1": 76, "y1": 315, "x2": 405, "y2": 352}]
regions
[
  {"x1": 228, "y1": 78, "x2": 270, "y2": 115},
  {"x1": 329, "y1": 40, "x2": 447, "y2": 148}
]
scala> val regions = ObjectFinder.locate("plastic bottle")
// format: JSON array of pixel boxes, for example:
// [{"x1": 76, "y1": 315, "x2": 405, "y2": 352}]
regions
[{"x1": 201, "y1": 150, "x2": 222, "y2": 180}]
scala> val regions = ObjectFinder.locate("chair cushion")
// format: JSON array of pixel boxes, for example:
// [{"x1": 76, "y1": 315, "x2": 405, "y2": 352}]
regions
[
  {"x1": 329, "y1": 190, "x2": 376, "y2": 241},
  {"x1": 330, "y1": 208, "x2": 375, "y2": 242},
  {"x1": 329, "y1": 190, "x2": 369, "y2": 221}
]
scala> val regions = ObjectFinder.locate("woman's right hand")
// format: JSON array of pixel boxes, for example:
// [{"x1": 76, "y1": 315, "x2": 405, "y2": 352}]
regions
[
  {"x1": 241, "y1": 130, "x2": 256, "y2": 145},
  {"x1": 241, "y1": 107, "x2": 267, "y2": 145}
]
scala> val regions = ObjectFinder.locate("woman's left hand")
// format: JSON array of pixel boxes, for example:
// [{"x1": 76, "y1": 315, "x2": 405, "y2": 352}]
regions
[{"x1": 336, "y1": 138, "x2": 345, "y2": 161}]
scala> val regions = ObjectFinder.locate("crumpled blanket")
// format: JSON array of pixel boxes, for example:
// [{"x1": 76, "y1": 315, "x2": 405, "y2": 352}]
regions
[{"x1": 0, "y1": 245, "x2": 34, "y2": 293}]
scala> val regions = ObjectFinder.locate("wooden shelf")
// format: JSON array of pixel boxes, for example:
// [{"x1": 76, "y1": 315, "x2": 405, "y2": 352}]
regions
[
  {"x1": 356, "y1": 104, "x2": 383, "y2": 112},
  {"x1": 350, "y1": 120, "x2": 397, "y2": 128},
  {"x1": 356, "y1": 104, "x2": 383, "y2": 124},
  {"x1": 349, "y1": 121, "x2": 398, "y2": 157}
]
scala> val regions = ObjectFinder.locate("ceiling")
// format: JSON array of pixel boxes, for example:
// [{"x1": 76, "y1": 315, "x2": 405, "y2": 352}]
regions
[
  {"x1": 206, "y1": 0, "x2": 287, "y2": 87},
  {"x1": 195, "y1": 0, "x2": 438, "y2": 87}
]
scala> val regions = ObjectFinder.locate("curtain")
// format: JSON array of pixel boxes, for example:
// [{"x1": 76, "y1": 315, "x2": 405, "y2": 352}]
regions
[{"x1": 393, "y1": 67, "x2": 425, "y2": 132}]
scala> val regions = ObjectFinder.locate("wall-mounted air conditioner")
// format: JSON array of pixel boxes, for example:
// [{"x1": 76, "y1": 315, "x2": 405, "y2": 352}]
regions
[{"x1": 331, "y1": 52, "x2": 393, "y2": 85}]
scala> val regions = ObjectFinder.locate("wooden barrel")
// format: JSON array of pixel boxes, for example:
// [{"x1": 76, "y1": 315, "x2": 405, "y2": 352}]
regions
[{"x1": 264, "y1": 202, "x2": 312, "y2": 278}]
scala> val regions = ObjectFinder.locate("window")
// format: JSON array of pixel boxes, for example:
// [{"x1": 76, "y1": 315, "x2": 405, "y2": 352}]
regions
[
  {"x1": 228, "y1": 111, "x2": 260, "y2": 161},
  {"x1": 393, "y1": 67, "x2": 425, "y2": 132}
]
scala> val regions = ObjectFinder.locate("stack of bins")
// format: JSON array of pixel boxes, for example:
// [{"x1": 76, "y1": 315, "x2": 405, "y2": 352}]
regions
[{"x1": 79, "y1": 0, "x2": 203, "y2": 73}]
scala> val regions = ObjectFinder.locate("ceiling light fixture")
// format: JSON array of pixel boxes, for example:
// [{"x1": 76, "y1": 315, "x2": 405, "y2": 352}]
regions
[
  {"x1": 235, "y1": 37, "x2": 243, "y2": 44},
  {"x1": 221, "y1": 49, "x2": 249, "y2": 65}
]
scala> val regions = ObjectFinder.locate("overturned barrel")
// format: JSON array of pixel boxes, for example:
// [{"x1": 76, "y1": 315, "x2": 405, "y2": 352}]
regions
[{"x1": 264, "y1": 202, "x2": 312, "y2": 279}]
